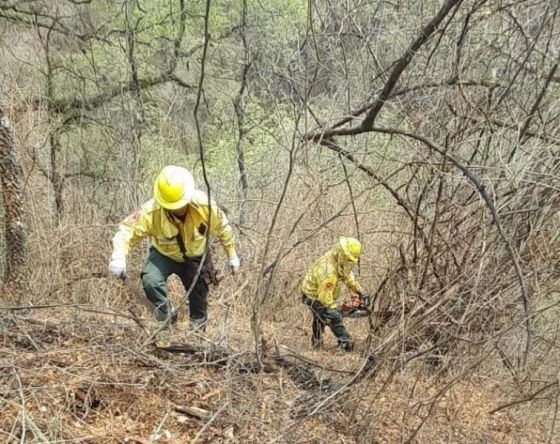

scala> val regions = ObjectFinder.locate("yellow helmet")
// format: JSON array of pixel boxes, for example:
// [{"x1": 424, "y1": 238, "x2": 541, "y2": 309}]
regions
[
  {"x1": 154, "y1": 166, "x2": 195, "y2": 210},
  {"x1": 339, "y1": 237, "x2": 362, "y2": 263}
]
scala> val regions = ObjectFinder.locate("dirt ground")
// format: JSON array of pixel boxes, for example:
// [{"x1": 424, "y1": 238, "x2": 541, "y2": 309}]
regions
[{"x1": 0, "y1": 296, "x2": 553, "y2": 443}]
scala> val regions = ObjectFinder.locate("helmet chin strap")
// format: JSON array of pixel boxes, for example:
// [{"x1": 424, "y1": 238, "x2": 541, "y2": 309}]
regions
[
  {"x1": 169, "y1": 205, "x2": 188, "y2": 217},
  {"x1": 166, "y1": 206, "x2": 189, "y2": 224}
]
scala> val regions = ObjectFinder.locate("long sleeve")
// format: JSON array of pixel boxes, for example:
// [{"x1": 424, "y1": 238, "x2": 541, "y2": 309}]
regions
[
  {"x1": 341, "y1": 268, "x2": 361, "y2": 294},
  {"x1": 189, "y1": 190, "x2": 237, "y2": 259},
  {"x1": 208, "y1": 204, "x2": 236, "y2": 258},
  {"x1": 111, "y1": 208, "x2": 152, "y2": 260}
]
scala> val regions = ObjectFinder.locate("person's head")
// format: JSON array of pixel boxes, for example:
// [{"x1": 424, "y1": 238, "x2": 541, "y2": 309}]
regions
[
  {"x1": 154, "y1": 166, "x2": 195, "y2": 213},
  {"x1": 337, "y1": 237, "x2": 362, "y2": 265}
]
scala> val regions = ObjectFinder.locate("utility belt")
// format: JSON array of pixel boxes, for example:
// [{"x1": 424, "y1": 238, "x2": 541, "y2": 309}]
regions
[{"x1": 301, "y1": 293, "x2": 323, "y2": 308}]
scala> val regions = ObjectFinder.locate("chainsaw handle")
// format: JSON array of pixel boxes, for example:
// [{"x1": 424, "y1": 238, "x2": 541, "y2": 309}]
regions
[
  {"x1": 363, "y1": 295, "x2": 371, "y2": 308},
  {"x1": 355, "y1": 290, "x2": 371, "y2": 307}
]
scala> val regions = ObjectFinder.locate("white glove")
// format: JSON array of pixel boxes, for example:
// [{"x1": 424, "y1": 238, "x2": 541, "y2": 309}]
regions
[
  {"x1": 228, "y1": 255, "x2": 240, "y2": 274},
  {"x1": 108, "y1": 257, "x2": 126, "y2": 278}
]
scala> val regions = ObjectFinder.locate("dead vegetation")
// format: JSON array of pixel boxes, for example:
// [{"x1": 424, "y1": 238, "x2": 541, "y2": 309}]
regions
[
  {"x1": 1, "y1": 0, "x2": 560, "y2": 442},
  {"x1": 0, "y1": 301, "x2": 553, "y2": 443}
]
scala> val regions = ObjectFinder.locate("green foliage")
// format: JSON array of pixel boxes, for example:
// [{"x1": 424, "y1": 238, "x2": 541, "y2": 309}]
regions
[
  {"x1": 203, "y1": 96, "x2": 285, "y2": 187},
  {"x1": 1, "y1": 0, "x2": 433, "y2": 214}
]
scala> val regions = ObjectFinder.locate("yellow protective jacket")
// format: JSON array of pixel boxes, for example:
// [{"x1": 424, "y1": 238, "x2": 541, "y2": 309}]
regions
[
  {"x1": 111, "y1": 190, "x2": 236, "y2": 262},
  {"x1": 301, "y1": 247, "x2": 361, "y2": 309}
]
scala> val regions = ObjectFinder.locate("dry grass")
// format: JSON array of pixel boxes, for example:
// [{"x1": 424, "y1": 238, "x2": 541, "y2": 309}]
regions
[
  {"x1": 2, "y1": 1, "x2": 560, "y2": 441},
  {"x1": 0, "y1": 288, "x2": 554, "y2": 443},
  {"x1": 1, "y1": 174, "x2": 557, "y2": 443}
]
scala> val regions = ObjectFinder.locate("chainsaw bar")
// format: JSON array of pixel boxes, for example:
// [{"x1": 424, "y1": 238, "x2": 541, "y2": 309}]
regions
[
  {"x1": 342, "y1": 309, "x2": 370, "y2": 319},
  {"x1": 343, "y1": 309, "x2": 370, "y2": 318}
]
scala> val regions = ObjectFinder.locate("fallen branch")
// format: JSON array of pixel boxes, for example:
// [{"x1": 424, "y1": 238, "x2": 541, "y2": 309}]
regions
[
  {"x1": 175, "y1": 405, "x2": 211, "y2": 421},
  {"x1": 160, "y1": 342, "x2": 377, "y2": 392},
  {"x1": 489, "y1": 381, "x2": 559, "y2": 414},
  {"x1": 159, "y1": 343, "x2": 274, "y2": 373}
]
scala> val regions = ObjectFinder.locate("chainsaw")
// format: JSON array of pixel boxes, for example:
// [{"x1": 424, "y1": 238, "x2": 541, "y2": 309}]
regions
[{"x1": 341, "y1": 295, "x2": 371, "y2": 318}]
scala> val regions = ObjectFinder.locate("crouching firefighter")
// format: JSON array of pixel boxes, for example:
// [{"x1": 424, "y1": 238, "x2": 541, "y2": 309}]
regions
[
  {"x1": 108, "y1": 165, "x2": 240, "y2": 347},
  {"x1": 301, "y1": 237, "x2": 366, "y2": 351}
]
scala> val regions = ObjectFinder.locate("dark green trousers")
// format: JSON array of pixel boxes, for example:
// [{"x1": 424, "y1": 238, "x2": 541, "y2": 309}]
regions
[
  {"x1": 141, "y1": 248, "x2": 208, "y2": 323},
  {"x1": 302, "y1": 295, "x2": 353, "y2": 349}
]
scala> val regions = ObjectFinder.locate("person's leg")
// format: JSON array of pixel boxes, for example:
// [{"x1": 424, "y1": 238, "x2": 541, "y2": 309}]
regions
[
  {"x1": 177, "y1": 256, "x2": 209, "y2": 330},
  {"x1": 302, "y1": 296, "x2": 326, "y2": 348},
  {"x1": 323, "y1": 309, "x2": 354, "y2": 351},
  {"x1": 311, "y1": 311, "x2": 325, "y2": 348},
  {"x1": 140, "y1": 248, "x2": 175, "y2": 323}
]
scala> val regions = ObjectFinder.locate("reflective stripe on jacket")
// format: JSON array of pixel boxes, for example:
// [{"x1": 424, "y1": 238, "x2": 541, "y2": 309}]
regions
[
  {"x1": 301, "y1": 246, "x2": 361, "y2": 309},
  {"x1": 112, "y1": 190, "x2": 236, "y2": 262}
]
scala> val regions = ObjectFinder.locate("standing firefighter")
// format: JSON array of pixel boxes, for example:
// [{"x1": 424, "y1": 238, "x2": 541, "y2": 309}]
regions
[
  {"x1": 301, "y1": 237, "x2": 366, "y2": 351},
  {"x1": 108, "y1": 165, "x2": 240, "y2": 347}
]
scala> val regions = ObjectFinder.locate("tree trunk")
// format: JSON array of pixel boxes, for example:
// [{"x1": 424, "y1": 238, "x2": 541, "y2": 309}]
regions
[
  {"x1": 234, "y1": 0, "x2": 250, "y2": 225},
  {"x1": 0, "y1": 109, "x2": 27, "y2": 301}
]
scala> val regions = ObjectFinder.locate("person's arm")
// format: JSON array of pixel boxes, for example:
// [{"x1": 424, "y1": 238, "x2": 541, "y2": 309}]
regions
[
  {"x1": 109, "y1": 207, "x2": 152, "y2": 276},
  {"x1": 341, "y1": 269, "x2": 362, "y2": 295},
  {"x1": 208, "y1": 205, "x2": 236, "y2": 256},
  {"x1": 207, "y1": 203, "x2": 239, "y2": 272}
]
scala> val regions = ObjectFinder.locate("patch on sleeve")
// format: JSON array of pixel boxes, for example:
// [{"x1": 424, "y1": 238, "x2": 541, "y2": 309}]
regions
[
  {"x1": 126, "y1": 210, "x2": 140, "y2": 223},
  {"x1": 321, "y1": 276, "x2": 337, "y2": 293},
  {"x1": 198, "y1": 223, "x2": 207, "y2": 235}
]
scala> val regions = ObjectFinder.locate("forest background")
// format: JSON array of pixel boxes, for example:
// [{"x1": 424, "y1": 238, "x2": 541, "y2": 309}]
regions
[{"x1": 0, "y1": 0, "x2": 559, "y2": 442}]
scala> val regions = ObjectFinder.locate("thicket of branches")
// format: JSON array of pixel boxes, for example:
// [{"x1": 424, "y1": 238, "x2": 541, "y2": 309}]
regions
[{"x1": 1, "y1": 0, "x2": 559, "y2": 441}]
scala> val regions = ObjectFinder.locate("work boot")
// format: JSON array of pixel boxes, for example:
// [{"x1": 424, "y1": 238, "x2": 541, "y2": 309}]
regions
[
  {"x1": 154, "y1": 307, "x2": 177, "y2": 325},
  {"x1": 153, "y1": 324, "x2": 172, "y2": 348},
  {"x1": 338, "y1": 337, "x2": 354, "y2": 352},
  {"x1": 186, "y1": 317, "x2": 207, "y2": 344},
  {"x1": 189, "y1": 316, "x2": 207, "y2": 333}
]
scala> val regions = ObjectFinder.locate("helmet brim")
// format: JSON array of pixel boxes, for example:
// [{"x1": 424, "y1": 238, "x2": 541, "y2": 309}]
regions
[
  {"x1": 340, "y1": 244, "x2": 360, "y2": 262},
  {"x1": 154, "y1": 184, "x2": 192, "y2": 210}
]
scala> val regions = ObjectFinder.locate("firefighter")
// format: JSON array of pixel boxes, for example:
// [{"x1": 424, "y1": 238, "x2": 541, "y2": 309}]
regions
[
  {"x1": 108, "y1": 165, "x2": 239, "y2": 347},
  {"x1": 301, "y1": 237, "x2": 365, "y2": 351}
]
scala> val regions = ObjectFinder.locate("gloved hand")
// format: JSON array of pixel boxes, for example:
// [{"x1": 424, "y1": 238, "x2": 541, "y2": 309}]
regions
[
  {"x1": 228, "y1": 254, "x2": 240, "y2": 274},
  {"x1": 108, "y1": 257, "x2": 126, "y2": 278},
  {"x1": 349, "y1": 295, "x2": 362, "y2": 308}
]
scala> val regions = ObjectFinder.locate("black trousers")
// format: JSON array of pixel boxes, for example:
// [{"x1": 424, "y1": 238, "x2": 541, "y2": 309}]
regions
[
  {"x1": 141, "y1": 248, "x2": 209, "y2": 322},
  {"x1": 302, "y1": 295, "x2": 352, "y2": 347}
]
